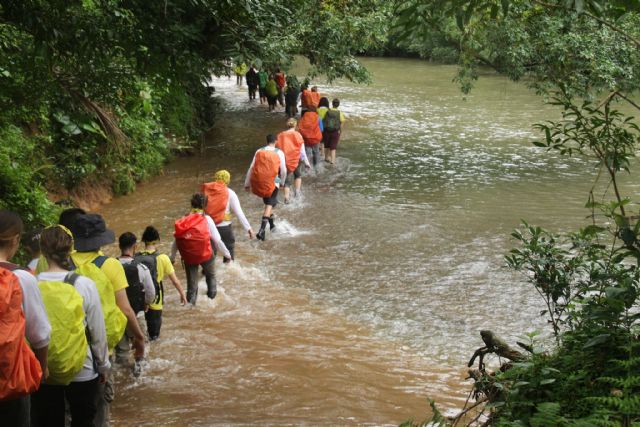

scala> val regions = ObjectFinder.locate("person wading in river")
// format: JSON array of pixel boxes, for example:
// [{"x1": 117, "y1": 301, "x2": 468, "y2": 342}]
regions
[
  {"x1": 64, "y1": 212, "x2": 144, "y2": 427},
  {"x1": 138, "y1": 226, "x2": 186, "y2": 337},
  {"x1": 276, "y1": 118, "x2": 311, "y2": 203},
  {"x1": 172, "y1": 194, "x2": 231, "y2": 304},
  {"x1": 245, "y1": 64, "x2": 259, "y2": 101},
  {"x1": 298, "y1": 106, "x2": 324, "y2": 170},
  {"x1": 0, "y1": 210, "x2": 50, "y2": 427},
  {"x1": 116, "y1": 232, "x2": 155, "y2": 369},
  {"x1": 244, "y1": 134, "x2": 287, "y2": 241},
  {"x1": 32, "y1": 225, "x2": 110, "y2": 427},
  {"x1": 202, "y1": 170, "x2": 254, "y2": 261},
  {"x1": 274, "y1": 68, "x2": 286, "y2": 107},
  {"x1": 324, "y1": 98, "x2": 346, "y2": 166}
]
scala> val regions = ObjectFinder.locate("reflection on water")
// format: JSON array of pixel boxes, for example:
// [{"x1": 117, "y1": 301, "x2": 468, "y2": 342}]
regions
[{"x1": 100, "y1": 58, "x2": 640, "y2": 425}]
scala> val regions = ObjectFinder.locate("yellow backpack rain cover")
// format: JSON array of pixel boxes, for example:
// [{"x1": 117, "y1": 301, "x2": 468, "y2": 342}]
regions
[
  {"x1": 38, "y1": 277, "x2": 87, "y2": 385},
  {"x1": 74, "y1": 257, "x2": 127, "y2": 351}
]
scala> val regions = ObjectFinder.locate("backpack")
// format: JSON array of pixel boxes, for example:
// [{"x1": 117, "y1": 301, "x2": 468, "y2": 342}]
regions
[
  {"x1": 323, "y1": 109, "x2": 341, "y2": 132},
  {"x1": 0, "y1": 264, "x2": 43, "y2": 399},
  {"x1": 121, "y1": 260, "x2": 146, "y2": 314},
  {"x1": 133, "y1": 252, "x2": 163, "y2": 307},
  {"x1": 71, "y1": 256, "x2": 127, "y2": 351},
  {"x1": 38, "y1": 272, "x2": 88, "y2": 385},
  {"x1": 174, "y1": 213, "x2": 213, "y2": 265}
]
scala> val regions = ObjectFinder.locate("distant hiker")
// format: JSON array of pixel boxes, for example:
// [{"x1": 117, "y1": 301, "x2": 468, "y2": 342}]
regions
[
  {"x1": 246, "y1": 65, "x2": 259, "y2": 101},
  {"x1": 301, "y1": 85, "x2": 321, "y2": 114},
  {"x1": 172, "y1": 194, "x2": 231, "y2": 305},
  {"x1": 317, "y1": 97, "x2": 330, "y2": 157},
  {"x1": 66, "y1": 211, "x2": 144, "y2": 427},
  {"x1": 265, "y1": 74, "x2": 279, "y2": 112},
  {"x1": 258, "y1": 68, "x2": 268, "y2": 105},
  {"x1": 324, "y1": 98, "x2": 346, "y2": 165},
  {"x1": 0, "y1": 211, "x2": 50, "y2": 426},
  {"x1": 298, "y1": 106, "x2": 324, "y2": 169},
  {"x1": 317, "y1": 96, "x2": 330, "y2": 120},
  {"x1": 276, "y1": 118, "x2": 311, "y2": 203},
  {"x1": 234, "y1": 62, "x2": 248, "y2": 85},
  {"x1": 285, "y1": 75, "x2": 300, "y2": 118},
  {"x1": 116, "y1": 232, "x2": 156, "y2": 366},
  {"x1": 138, "y1": 226, "x2": 186, "y2": 338},
  {"x1": 32, "y1": 225, "x2": 110, "y2": 427},
  {"x1": 274, "y1": 68, "x2": 286, "y2": 106},
  {"x1": 201, "y1": 170, "x2": 254, "y2": 261},
  {"x1": 244, "y1": 134, "x2": 287, "y2": 241}
]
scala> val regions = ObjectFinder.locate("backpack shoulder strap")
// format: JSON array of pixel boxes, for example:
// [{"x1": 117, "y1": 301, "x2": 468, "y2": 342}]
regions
[
  {"x1": 64, "y1": 272, "x2": 80, "y2": 286},
  {"x1": 0, "y1": 261, "x2": 20, "y2": 271},
  {"x1": 92, "y1": 255, "x2": 108, "y2": 269}
]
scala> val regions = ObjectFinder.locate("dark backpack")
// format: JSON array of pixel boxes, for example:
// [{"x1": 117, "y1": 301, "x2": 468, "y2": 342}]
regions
[
  {"x1": 134, "y1": 252, "x2": 162, "y2": 306},
  {"x1": 121, "y1": 259, "x2": 146, "y2": 313},
  {"x1": 323, "y1": 109, "x2": 341, "y2": 132}
]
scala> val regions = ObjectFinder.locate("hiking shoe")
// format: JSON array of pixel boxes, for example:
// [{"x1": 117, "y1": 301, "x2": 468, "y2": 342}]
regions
[
  {"x1": 269, "y1": 216, "x2": 275, "y2": 231},
  {"x1": 256, "y1": 229, "x2": 266, "y2": 241}
]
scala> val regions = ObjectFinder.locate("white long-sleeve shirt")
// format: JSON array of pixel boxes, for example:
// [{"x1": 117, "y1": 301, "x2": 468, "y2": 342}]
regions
[
  {"x1": 14, "y1": 269, "x2": 51, "y2": 350},
  {"x1": 217, "y1": 187, "x2": 252, "y2": 231},
  {"x1": 244, "y1": 145, "x2": 287, "y2": 188},
  {"x1": 37, "y1": 271, "x2": 111, "y2": 382},
  {"x1": 171, "y1": 212, "x2": 232, "y2": 261},
  {"x1": 117, "y1": 257, "x2": 156, "y2": 305}
]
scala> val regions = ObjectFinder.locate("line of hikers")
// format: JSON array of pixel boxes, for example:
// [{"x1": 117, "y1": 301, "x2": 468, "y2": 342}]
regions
[{"x1": 0, "y1": 87, "x2": 345, "y2": 426}]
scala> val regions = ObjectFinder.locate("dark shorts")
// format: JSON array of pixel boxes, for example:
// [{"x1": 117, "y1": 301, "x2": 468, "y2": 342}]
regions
[
  {"x1": 324, "y1": 130, "x2": 341, "y2": 150},
  {"x1": 263, "y1": 187, "x2": 279, "y2": 207},
  {"x1": 284, "y1": 162, "x2": 303, "y2": 186},
  {"x1": 267, "y1": 95, "x2": 277, "y2": 106},
  {"x1": 259, "y1": 87, "x2": 266, "y2": 97}
]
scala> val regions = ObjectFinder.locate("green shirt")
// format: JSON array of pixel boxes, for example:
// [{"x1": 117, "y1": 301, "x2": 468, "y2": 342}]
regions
[{"x1": 258, "y1": 71, "x2": 268, "y2": 88}]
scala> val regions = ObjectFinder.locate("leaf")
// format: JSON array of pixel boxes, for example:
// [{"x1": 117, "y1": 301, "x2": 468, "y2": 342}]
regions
[
  {"x1": 583, "y1": 334, "x2": 610, "y2": 348},
  {"x1": 540, "y1": 378, "x2": 556, "y2": 385}
]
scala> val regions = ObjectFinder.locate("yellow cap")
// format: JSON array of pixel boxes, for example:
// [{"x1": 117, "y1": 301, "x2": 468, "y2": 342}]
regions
[{"x1": 213, "y1": 170, "x2": 231, "y2": 185}]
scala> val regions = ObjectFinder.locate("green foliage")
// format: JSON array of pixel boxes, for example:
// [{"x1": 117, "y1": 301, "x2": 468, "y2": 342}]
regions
[{"x1": 0, "y1": 125, "x2": 59, "y2": 229}]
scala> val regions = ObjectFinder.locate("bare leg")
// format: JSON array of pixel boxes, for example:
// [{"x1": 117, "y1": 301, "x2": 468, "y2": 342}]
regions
[
  {"x1": 294, "y1": 177, "x2": 302, "y2": 196},
  {"x1": 283, "y1": 186, "x2": 290, "y2": 202},
  {"x1": 331, "y1": 149, "x2": 337, "y2": 164}
]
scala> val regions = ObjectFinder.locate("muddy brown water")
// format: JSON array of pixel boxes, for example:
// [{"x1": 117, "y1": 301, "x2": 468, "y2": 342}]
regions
[{"x1": 98, "y1": 58, "x2": 639, "y2": 425}]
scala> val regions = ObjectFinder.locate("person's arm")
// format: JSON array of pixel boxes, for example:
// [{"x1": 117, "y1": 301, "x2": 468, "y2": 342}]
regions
[
  {"x1": 229, "y1": 190, "x2": 252, "y2": 235},
  {"x1": 170, "y1": 240, "x2": 178, "y2": 263},
  {"x1": 81, "y1": 278, "x2": 111, "y2": 378},
  {"x1": 167, "y1": 272, "x2": 187, "y2": 305},
  {"x1": 300, "y1": 143, "x2": 311, "y2": 167},
  {"x1": 244, "y1": 153, "x2": 257, "y2": 189},
  {"x1": 278, "y1": 151, "x2": 287, "y2": 185},
  {"x1": 206, "y1": 215, "x2": 231, "y2": 259},
  {"x1": 16, "y1": 271, "x2": 50, "y2": 375},
  {"x1": 115, "y1": 289, "x2": 145, "y2": 359},
  {"x1": 139, "y1": 264, "x2": 156, "y2": 306}
]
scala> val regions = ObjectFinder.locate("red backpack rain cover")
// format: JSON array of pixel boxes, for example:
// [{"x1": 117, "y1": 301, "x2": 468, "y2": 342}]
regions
[
  {"x1": 174, "y1": 213, "x2": 213, "y2": 265},
  {"x1": 0, "y1": 265, "x2": 43, "y2": 399}
]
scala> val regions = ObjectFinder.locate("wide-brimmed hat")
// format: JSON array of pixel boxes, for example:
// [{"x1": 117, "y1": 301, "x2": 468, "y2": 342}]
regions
[{"x1": 70, "y1": 213, "x2": 115, "y2": 252}]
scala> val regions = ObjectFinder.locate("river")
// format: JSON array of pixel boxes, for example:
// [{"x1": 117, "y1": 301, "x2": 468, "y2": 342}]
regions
[{"x1": 100, "y1": 57, "x2": 639, "y2": 425}]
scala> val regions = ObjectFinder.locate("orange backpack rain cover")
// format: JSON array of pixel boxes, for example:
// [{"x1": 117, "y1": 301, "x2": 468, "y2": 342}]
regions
[
  {"x1": 276, "y1": 131, "x2": 304, "y2": 172},
  {"x1": 0, "y1": 266, "x2": 42, "y2": 400},
  {"x1": 201, "y1": 182, "x2": 229, "y2": 224},
  {"x1": 298, "y1": 112, "x2": 322, "y2": 145},
  {"x1": 174, "y1": 214, "x2": 213, "y2": 265},
  {"x1": 250, "y1": 149, "x2": 280, "y2": 198}
]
